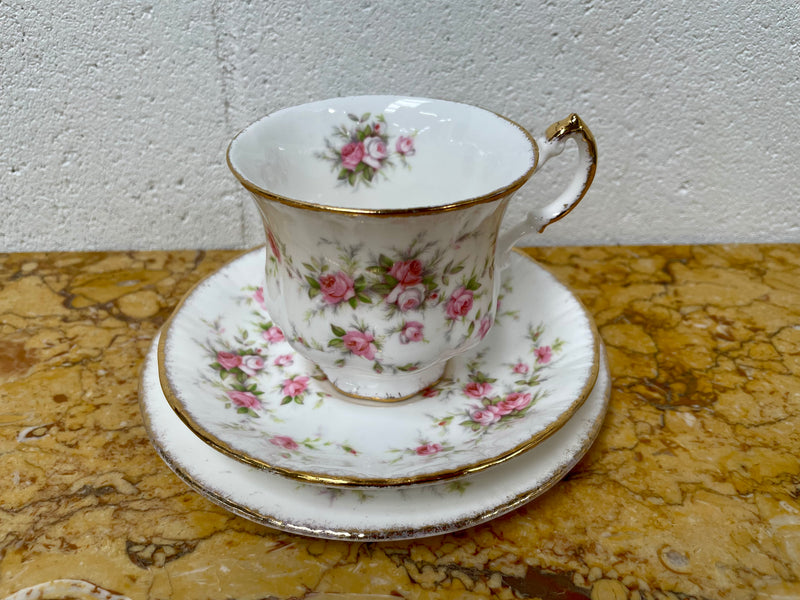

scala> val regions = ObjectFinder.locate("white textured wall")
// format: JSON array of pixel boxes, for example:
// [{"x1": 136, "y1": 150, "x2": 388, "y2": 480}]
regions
[{"x1": 2, "y1": 0, "x2": 799, "y2": 251}]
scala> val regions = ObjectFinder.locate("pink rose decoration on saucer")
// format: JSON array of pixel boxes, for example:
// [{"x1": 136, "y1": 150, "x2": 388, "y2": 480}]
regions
[
  {"x1": 464, "y1": 381, "x2": 492, "y2": 398},
  {"x1": 226, "y1": 390, "x2": 261, "y2": 410},
  {"x1": 415, "y1": 442, "x2": 442, "y2": 456},
  {"x1": 217, "y1": 351, "x2": 242, "y2": 371},
  {"x1": 273, "y1": 354, "x2": 294, "y2": 367},
  {"x1": 470, "y1": 406, "x2": 501, "y2": 427},
  {"x1": 363, "y1": 137, "x2": 389, "y2": 170},
  {"x1": 263, "y1": 326, "x2": 285, "y2": 343},
  {"x1": 535, "y1": 346, "x2": 552, "y2": 364},
  {"x1": 240, "y1": 355, "x2": 266, "y2": 377},
  {"x1": 270, "y1": 435, "x2": 299, "y2": 450},
  {"x1": 282, "y1": 375, "x2": 310, "y2": 398},
  {"x1": 389, "y1": 259, "x2": 423, "y2": 286}
]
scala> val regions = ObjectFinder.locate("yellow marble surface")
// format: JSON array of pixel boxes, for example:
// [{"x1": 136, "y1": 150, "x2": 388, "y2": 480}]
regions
[{"x1": 1, "y1": 244, "x2": 799, "y2": 599}]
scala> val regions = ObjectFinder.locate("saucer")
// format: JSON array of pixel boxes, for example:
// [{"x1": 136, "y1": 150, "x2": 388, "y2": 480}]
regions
[
  {"x1": 142, "y1": 332, "x2": 610, "y2": 540},
  {"x1": 159, "y1": 248, "x2": 599, "y2": 487}
]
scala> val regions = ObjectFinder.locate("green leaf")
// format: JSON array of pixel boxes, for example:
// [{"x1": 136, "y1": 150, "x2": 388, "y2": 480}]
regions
[
  {"x1": 466, "y1": 277, "x2": 481, "y2": 291},
  {"x1": 306, "y1": 275, "x2": 321, "y2": 289},
  {"x1": 366, "y1": 265, "x2": 385, "y2": 275},
  {"x1": 450, "y1": 265, "x2": 464, "y2": 274},
  {"x1": 331, "y1": 324, "x2": 347, "y2": 337},
  {"x1": 357, "y1": 294, "x2": 371, "y2": 303},
  {"x1": 294, "y1": 397, "x2": 304, "y2": 405},
  {"x1": 372, "y1": 283, "x2": 393, "y2": 295},
  {"x1": 361, "y1": 112, "x2": 371, "y2": 122},
  {"x1": 308, "y1": 288, "x2": 319, "y2": 299},
  {"x1": 348, "y1": 172, "x2": 357, "y2": 186},
  {"x1": 348, "y1": 297, "x2": 358, "y2": 309},
  {"x1": 236, "y1": 407, "x2": 249, "y2": 414},
  {"x1": 363, "y1": 125, "x2": 372, "y2": 137},
  {"x1": 347, "y1": 113, "x2": 360, "y2": 122},
  {"x1": 467, "y1": 322, "x2": 475, "y2": 337},
  {"x1": 247, "y1": 408, "x2": 260, "y2": 418},
  {"x1": 379, "y1": 254, "x2": 393, "y2": 269},
  {"x1": 281, "y1": 396, "x2": 292, "y2": 405},
  {"x1": 338, "y1": 168, "x2": 349, "y2": 180},
  {"x1": 328, "y1": 338, "x2": 344, "y2": 348}
]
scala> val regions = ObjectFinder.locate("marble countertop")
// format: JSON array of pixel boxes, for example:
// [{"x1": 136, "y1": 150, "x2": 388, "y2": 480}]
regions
[{"x1": 1, "y1": 244, "x2": 799, "y2": 600}]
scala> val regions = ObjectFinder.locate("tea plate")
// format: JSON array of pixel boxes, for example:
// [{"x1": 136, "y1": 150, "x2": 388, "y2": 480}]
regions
[
  {"x1": 159, "y1": 248, "x2": 599, "y2": 487},
  {"x1": 143, "y1": 332, "x2": 610, "y2": 540}
]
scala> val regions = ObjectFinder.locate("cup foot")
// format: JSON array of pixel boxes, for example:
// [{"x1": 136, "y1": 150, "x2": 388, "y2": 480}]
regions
[{"x1": 322, "y1": 362, "x2": 447, "y2": 403}]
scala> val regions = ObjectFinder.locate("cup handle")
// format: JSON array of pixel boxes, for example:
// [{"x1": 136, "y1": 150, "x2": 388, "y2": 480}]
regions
[{"x1": 497, "y1": 113, "x2": 597, "y2": 267}]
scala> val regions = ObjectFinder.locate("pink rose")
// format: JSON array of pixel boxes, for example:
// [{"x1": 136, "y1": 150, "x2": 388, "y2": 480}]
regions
[
  {"x1": 282, "y1": 375, "x2": 309, "y2": 397},
  {"x1": 492, "y1": 401, "x2": 515, "y2": 416},
  {"x1": 342, "y1": 330, "x2": 377, "y2": 360},
  {"x1": 389, "y1": 259, "x2": 423, "y2": 286},
  {"x1": 319, "y1": 271, "x2": 355, "y2": 305},
  {"x1": 226, "y1": 390, "x2": 261, "y2": 410},
  {"x1": 502, "y1": 392, "x2": 533, "y2": 411},
  {"x1": 340, "y1": 141, "x2": 364, "y2": 171},
  {"x1": 396, "y1": 286, "x2": 424, "y2": 312},
  {"x1": 421, "y1": 387, "x2": 439, "y2": 398},
  {"x1": 415, "y1": 442, "x2": 442, "y2": 456},
  {"x1": 217, "y1": 351, "x2": 242, "y2": 371},
  {"x1": 273, "y1": 354, "x2": 294, "y2": 367},
  {"x1": 470, "y1": 407, "x2": 501, "y2": 426},
  {"x1": 270, "y1": 435, "x2": 298, "y2": 450},
  {"x1": 267, "y1": 230, "x2": 281, "y2": 262},
  {"x1": 400, "y1": 321, "x2": 424, "y2": 344},
  {"x1": 513, "y1": 362, "x2": 529, "y2": 375},
  {"x1": 239, "y1": 355, "x2": 266, "y2": 377},
  {"x1": 478, "y1": 316, "x2": 492, "y2": 340},
  {"x1": 372, "y1": 121, "x2": 387, "y2": 135},
  {"x1": 535, "y1": 346, "x2": 552, "y2": 364},
  {"x1": 446, "y1": 287, "x2": 474, "y2": 319},
  {"x1": 396, "y1": 135, "x2": 415, "y2": 156},
  {"x1": 464, "y1": 381, "x2": 493, "y2": 398},
  {"x1": 262, "y1": 326, "x2": 284, "y2": 343},
  {"x1": 362, "y1": 136, "x2": 389, "y2": 169},
  {"x1": 253, "y1": 287, "x2": 266, "y2": 309}
]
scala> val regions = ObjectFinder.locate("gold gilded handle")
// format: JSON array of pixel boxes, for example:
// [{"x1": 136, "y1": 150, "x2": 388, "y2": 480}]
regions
[{"x1": 497, "y1": 113, "x2": 597, "y2": 264}]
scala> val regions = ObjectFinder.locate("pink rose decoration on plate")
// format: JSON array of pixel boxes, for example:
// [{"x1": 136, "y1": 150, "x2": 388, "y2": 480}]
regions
[
  {"x1": 415, "y1": 442, "x2": 442, "y2": 456},
  {"x1": 502, "y1": 392, "x2": 533, "y2": 411},
  {"x1": 342, "y1": 330, "x2": 377, "y2": 360},
  {"x1": 400, "y1": 321, "x2": 424, "y2": 344},
  {"x1": 478, "y1": 316, "x2": 493, "y2": 340},
  {"x1": 226, "y1": 390, "x2": 261, "y2": 410},
  {"x1": 319, "y1": 271, "x2": 356, "y2": 305},
  {"x1": 282, "y1": 375, "x2": 310, "y2": 397},
  {"x1": 446, "y1": 287, "x2": 474, "y2": 319},
  {"x1": 513, "y1": 362, "x2": 529, "y2": 375}
]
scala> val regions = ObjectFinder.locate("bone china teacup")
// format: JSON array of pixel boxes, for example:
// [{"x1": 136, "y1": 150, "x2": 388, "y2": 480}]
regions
[{"x1": 227, "y1": 95, "x2": 596, "y2": 402}]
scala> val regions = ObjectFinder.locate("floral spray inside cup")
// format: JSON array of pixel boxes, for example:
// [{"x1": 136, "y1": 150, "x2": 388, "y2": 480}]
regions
[{"x1": 227, "y1": 96, "x2": 596, "y2": 402}]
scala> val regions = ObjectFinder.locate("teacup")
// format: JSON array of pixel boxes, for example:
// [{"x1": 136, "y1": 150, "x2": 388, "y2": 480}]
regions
[{"x1": 227, "y1": 95, "x2": 596, "y2": 401}]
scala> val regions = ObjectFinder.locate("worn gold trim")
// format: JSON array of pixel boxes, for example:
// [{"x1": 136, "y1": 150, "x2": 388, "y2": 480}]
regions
[
  {"x1": 142, "y1": 339, "x2": 610, "y2": 541},
  {"x1": 226, "y1": 97, "x2": 539, "y2": 218},
  {"x1": 157, "y1": 247, "x2": 601, "y2": 488},
  {"x1": 539, "y1": 113, "x2": 598, "y2": 231}
]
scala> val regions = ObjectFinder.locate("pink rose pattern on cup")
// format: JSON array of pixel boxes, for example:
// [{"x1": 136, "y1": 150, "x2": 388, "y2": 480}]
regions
[
  {"x1": 291, "y1": 237, "x2": 490, "y2": 374},
  {"x1": 198, "y1": 282, "x2": 563, "y2": 464},
  {"x1": 318, "y1": 112, "x2": 415, "y2": 187}
]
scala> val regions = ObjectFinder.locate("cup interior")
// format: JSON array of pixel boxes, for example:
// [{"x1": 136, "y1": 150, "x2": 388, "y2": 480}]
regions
[{"x1": 227, "y1": 96, "x2": 536, "y2": 212}]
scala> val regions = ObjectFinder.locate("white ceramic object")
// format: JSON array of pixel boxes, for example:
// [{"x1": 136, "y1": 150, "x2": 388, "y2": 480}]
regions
[
  {"x1": 142, "y1": 332, "x2": 610, "y2": 541},
  {"x1": 227, "y1": 96, "x2": 597, "y2": 400},
  {"x1": 158, "y1": 248, "x2": 598, "y2": 487}
]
